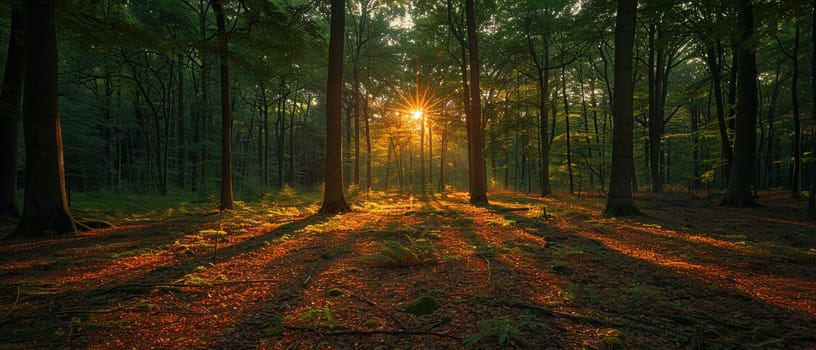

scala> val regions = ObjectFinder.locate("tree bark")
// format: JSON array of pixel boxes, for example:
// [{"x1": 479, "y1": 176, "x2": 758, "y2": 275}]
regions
[
  {"x1": 0, "y1": 1, "x2": 24, "y2": 217},
  {"x1": 13, "y1": 0, "x2": 77, "y2": 237},
  {"x1": 320, "y1": 0, "x2": 351, "y2": 214},
  {"x1": 211, "y1": 0, "x2": 233, "y2": 210},
  {"x1": 465, "y1": 0, "x2": 487, "y2": 205},
  {"x1": 808, "y1": 0, "x2": 816, "y2": 219},
  {"x1": 176, "y1": 53, "x2": 186, "y2": 189},
  {"x1": 604, "y1": 0, "x2": 640, "y2": 216},
  {"x1": 705, "y1": 41, "x2": 734, "y2": 185},
  {"x1": 561, "y1": 66, "x2": 574, "y2": 195},
  {"x1": 725, "y1": 0, "x2": 759, "y2": 207},
  {"x1": 789, "y1": 25, "x2": 801, "y2": 198}
]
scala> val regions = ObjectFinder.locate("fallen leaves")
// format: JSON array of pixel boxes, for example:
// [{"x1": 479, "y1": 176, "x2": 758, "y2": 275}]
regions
[{"x1": 1, "y1": 191, "x2": 815, "y2": 348}]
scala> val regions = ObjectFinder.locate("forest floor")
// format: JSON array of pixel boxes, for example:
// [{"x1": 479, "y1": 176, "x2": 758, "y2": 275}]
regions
[{"x1": 0, "y1": 190, "x2": 815, "y2": 349}]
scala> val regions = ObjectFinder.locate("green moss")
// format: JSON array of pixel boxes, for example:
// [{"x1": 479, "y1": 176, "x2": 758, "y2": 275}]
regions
[{"x1": 404, "y1": 296, "x2": 440, "y2": 316}]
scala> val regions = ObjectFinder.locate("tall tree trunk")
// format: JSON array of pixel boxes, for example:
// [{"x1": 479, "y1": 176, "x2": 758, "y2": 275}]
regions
[
  {"x1": 176, "y1": 54, "x2": 186, "y2": 188},
  {"x1": 439, "y1": 126, "x2": 447, "y2": 192},
  {"x1": 275, "y1": 84, "x2": 288, "y2": 189},
  {"x1": 320, "y1": 0, "x2": 350, "y2": 213},
  {"x1": 647, "y1": 24, "x2": 666, "y2": 193},
  {"x1": 261, "y1": 86, "x2": 270, "y2": 187},
  {"x1": 561, "y1": 66, "x2": 574, "y2": 195},
  {"x1": 605, "y1": 0, "x2": 639, "y2": 216},
  {"x1": 419, "y1": 111, "x2": 425, "y2": 194},
  {"x1": 705, "y1": 41, "x2": 734, "y2": 184},
  {"x1": 465, "y1": 0, "x2": 487, "y2": 205},
  {"x1": 211, "y1": 0, "x2": 233, "y2": 209},
  {"x1": 725, "y1": 0, "x2": 759, "y2": 207},
  {"x1": 808, "y1": 0, "x2": 816, "y2": 219},
  {"x1": 790, "y1": 24, "x2": 801, "y2": 198},
  {"x1": 364, "y1": 96, "x2": 372, "y2": 191},
  {"x1": 13, "y1": 0, "x2": 77, "y2": 237},
  {"x1": 0, "y1": 1, "x2": 24, "y2": 217}
]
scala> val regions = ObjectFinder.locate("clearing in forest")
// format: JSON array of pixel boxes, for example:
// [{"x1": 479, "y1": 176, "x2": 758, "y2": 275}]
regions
[{"x1": 0, "y1": 191, "x2": 815, "y2": 349}]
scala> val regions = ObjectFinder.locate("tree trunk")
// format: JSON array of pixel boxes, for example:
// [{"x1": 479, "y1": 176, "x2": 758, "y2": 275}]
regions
[
  {"x1": 176, "y1": 54, "x2": 186, "y2": 189},
  {"x1": 725, "y1": 0, "x2": 759, "y2": 207},
  {"x1": 561, "y1": 67, "x2": 575, "y2": 195},
  {"x1": 364, "y1": 96, "x2": 372, "y2": 192},
  {"x1": 13, "y1": 0, "x2": 77, "y2": 237},
  {"x1": 705, "y1": 41, "x2": 733, "y2": 185},
  {"x1": 465, "y1": 0, "x2": 487, "y2": 205},
  {"x1": 211, "y1": 0, "x2": 233, "y2": 210},
  {"x1": 0, "y1": 1, "x2": 24, "y2": 217},
  {"x1": 647, "y1": 24, "x2": 666, "y2": 193},
  {"x1": 320, "y1": 0, "x2": 350, "y2": 214},
  {"x1": 808, "y1": 0, "x2": 816, "y2": 219},
  {"x1": 604, "y1": 0, "x2": 640, "y2": 217},
  {"x1": 790, "y1": 24, "x2": 801, "y2": 198}
]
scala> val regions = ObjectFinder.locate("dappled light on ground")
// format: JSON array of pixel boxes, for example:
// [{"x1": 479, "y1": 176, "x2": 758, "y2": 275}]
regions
[{"x1": 1, "y1": 192, "x2": 815, "y2": 348}]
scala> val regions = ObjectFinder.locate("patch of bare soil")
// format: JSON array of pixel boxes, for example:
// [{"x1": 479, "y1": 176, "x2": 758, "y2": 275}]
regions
[{"x1": 0, "y1": 191, "x2": 814, "y2": 349}]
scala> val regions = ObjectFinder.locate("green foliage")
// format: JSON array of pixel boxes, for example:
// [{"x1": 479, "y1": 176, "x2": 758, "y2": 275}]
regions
[
  {"x1": 361, "y1": 237, "x2": 437, "y2": 268},
  {"x1": 463, "y1": 316, "x2": 549, "y2": 347},
  {"x1": 290, "y1": 307, "x2": 341, "y2": 330},
  {"x1": 404, "y1": 295, "x2": 440, "y2": 316}
]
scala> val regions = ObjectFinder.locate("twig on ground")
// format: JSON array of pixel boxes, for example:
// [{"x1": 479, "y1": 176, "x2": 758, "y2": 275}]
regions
[
  {"x1": 100, "y1": 279, "x2": 277, "y2": 293},
  {"x1": 349, "y1": 293, "x2": 407, "y2": 329},
  {"x1": 1, "y1": 285, "x2": 20, "y2": 320},
  {"x1": 283, "y1": 325, "x2": 462, "y2": 340}
]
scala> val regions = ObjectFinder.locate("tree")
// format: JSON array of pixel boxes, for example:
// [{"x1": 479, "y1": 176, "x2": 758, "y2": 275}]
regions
[
  {"x1": 0, "y1": 1, "x2": 24, "y2": 217},
  {"x1": 320, "y1": 0, "x2": 351, "y2": 213},
  {"x1": 724, "y1": 0, "x2": 758, "y2": 207},
  {"x1": 808, "y1": 0, "x2": 816, "y2": 219},
  {"x1": 13, "y1": 0, "x2": 77, "y2": 237},
  {"x1": 465, "y1": 0, "x2": 487, "y2": 205},
  {"x1": 210, "y1": 0, "x2": 234, "y2": 210},
  {"x1": 604, "y1": 0, "x2": 639, "y2": 216}
]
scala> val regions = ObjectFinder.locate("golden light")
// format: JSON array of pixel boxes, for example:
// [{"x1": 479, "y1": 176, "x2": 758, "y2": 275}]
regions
[{"x1": 392, "y1": 81, "x2": 441, "y2": 126}]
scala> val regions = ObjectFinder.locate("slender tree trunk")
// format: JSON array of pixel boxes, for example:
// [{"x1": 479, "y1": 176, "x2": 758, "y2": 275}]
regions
[
  {"x1": 725, "y1": 0, "x2": 759, "y2": 207},
  {"x1": 13, "y1": 0, "x2": 77, "y2": 237},
  {"x1": 261, "y1": 87, "x2": 270, "y2": 187},
  {"x1": 808, "y1": 0, "x2": 816, "y2": 219},
  {"x1": 176, "y1": 54, "x2": 186, "y2": 188},
  {"x1": 211, "y1": 0, "x2": 233, "y2": 209},
  {"x1": 428, "y1": 117, "x2": 433, "y2": 192},
  {"x1": 320, "y1": 0, "x2": 350, "y2": 213},
  {"x1": 605, "y1": 0, "x2": 640, "y2": 216},
  {"x1": 439, "y1": 126, "x2": 447, "y2": 192},
  {"x1": 465, "y1": 0, "x2": 487, "y2": 205},
  {"x1": 561, "y1": 67, "x2": 574, "y2": 195},
  {"x1": 364, "y1": 96, "x2": 372, "y2": 191},
  {"x1": 790, "y1": 25, "x2": 801, "y2": 198},
  {"x1": 647, "y1": 25, "x2": 666, "y2": 193},
  {"x1": 289, "y1": 91, "x2": 297, "y2": 186},
  {"x1": 275, "y1": 85, "x2": 288, "y2": 189},
  {"x1": 705, "y1": 41, "x2": 733, "y2": 185},
  {"x1": 0, "y1": 1, "x2": 24, "y2": 217}
]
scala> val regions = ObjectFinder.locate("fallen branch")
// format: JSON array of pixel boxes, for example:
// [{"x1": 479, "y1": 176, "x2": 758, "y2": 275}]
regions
[
  {"x1": 101, "y1": 279, "x2": 277, "y2": 293},
  {"x1": 349, "y1": 293, "x2": 407, "y2": 329},
  {"x1": 283, "y1": 325, "x2": 461, "y2": 340}
]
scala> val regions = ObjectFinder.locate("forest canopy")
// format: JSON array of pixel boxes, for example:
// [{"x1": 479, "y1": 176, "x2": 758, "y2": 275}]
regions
[{"x1": 0, "y1": 0, "x2": 814, "y2": 217}]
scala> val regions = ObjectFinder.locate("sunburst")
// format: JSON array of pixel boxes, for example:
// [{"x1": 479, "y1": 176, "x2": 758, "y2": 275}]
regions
[{"x1": 392, "y1": 80, "x2": 442, "y2": 125}]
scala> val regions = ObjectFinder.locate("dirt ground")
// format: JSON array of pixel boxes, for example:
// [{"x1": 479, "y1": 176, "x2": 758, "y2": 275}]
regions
[{"x1": 0, "y1": 190, "x2": 814, "y2": 349}]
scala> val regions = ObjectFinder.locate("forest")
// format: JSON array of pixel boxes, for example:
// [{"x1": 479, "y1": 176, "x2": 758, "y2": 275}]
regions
[{"x1": 1, "y1": 0, "x2": 815, "y2": 348}]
